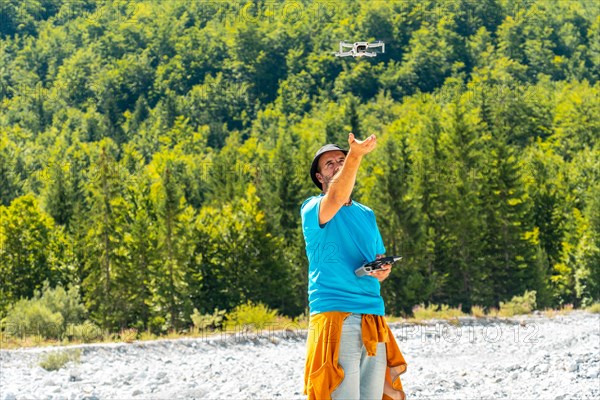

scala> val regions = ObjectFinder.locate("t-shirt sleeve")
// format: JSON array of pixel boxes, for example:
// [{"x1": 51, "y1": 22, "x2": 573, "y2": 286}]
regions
[
  {"x1": 373, "y1": 212, "x2": 386, "y2": 255},
  {"x1": 301, "y1": 196, "x2": 322, "y2": 232}
]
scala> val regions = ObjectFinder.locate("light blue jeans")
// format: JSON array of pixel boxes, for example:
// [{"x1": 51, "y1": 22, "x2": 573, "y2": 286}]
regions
[{"x1": 331, "y1": 314, "x2": 387, "y2": 400}]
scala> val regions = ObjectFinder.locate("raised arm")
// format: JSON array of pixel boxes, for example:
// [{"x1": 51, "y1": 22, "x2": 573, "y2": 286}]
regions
[{"x1": 318, "y1": 133, "x2": 377, "y2": 225}]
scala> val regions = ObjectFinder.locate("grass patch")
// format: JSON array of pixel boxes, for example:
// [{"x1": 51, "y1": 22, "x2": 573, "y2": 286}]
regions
[
  {"x1": 498, "y1": 290, "x2": 537, "y2": 317},
  {"x1": 292, "y1": 310, "x2": 310, "y2": 329},
  {"x1": 3, "y1": 282, "x2": 87, "y2": 341},
  {"x1": 412, "y1": 304, "x2": 466, "y2": 320},
  {"x1": 487, "y1": 307, "x2": 499, "y2": 318},
  {"x1": 384, "y1": 315, "x2": 406, "y2": 323},
  {"x1": 586, "y1": 302, "x2": 600, "y2": 314},
  {"x1": 7, "y1": 298, "x2": 597, "y2": 349},
  {"x1": 119, "y1": 328, "x2": 138, "y2": 343},
  {"x1": 542, "y1": 303, "x2": 574, "y2": 318},
  {"x1": 138, "y1": 330, "x2": 158, "y2": 341},
  {"x1": 64, "y1": 321, "x2": 103, "y2": 343},
  {"x1": 191, "y1": 308, "x2": 226, "y2": 331},
  {"x1": 39, "y1": 349, "x2": 81, "y2": 371},
  {"x1": 470, "y1": 305, "x2": 486, "y2": 318},
  {"x1": 224, "y1": 301, "x2": 279, "y2": 330}
]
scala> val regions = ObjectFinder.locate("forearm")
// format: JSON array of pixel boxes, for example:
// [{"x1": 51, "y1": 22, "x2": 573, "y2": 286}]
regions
[{"x1": 327, "y1": 151, "x2": 362, "y2": 203}]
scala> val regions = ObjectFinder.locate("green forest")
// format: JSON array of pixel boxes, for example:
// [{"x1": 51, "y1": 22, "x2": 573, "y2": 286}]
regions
[{"x1": 0, "y1": 0, "x2": 598, "y2": 334}]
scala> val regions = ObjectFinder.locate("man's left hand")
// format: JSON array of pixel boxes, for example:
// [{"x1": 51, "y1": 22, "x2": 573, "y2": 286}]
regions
[
  {"x1": 370, "y1": 264, "x2": 392, "y2": 282},
  {"x1": 371, "y1": 254, "x2": 391, "y2": 282}
]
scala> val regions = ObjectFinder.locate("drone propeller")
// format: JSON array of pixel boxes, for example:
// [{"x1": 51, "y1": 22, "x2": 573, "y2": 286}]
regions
[{"x1": 368, "y1": 42, "x2": 385, "y2": 53}]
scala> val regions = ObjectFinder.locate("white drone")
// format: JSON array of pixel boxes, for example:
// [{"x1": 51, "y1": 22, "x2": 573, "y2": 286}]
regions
[{"x1": 334, "y1": 41, "x2": 385, "y2": 57}]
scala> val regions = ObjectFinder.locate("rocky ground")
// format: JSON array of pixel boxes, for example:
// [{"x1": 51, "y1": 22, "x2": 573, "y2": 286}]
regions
[{"x1": 1, "y1": 311, "x2": 598, "y2": 399}]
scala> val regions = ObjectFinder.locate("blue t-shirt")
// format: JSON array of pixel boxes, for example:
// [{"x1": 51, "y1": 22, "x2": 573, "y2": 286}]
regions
[{"x1": 300, "y1": 194, "x2": 386, "y2": 315}]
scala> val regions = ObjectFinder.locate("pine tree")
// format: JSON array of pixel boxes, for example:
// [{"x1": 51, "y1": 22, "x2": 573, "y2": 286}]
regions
[
  {"x1": 435, "y1": 96, "x2": 486, "y2": 310},
  {"x1": 196, "y1": 184, "x2": 295, "y2": 314},
  {"x1": 0, "y1": 135, "x2": 23, "y2": 206},
  {"x1": 42, "y1": 141, "x2": 76, "y2": 227},
  {"x1": 114, "y1": 174, "x2": 156, "y2": 330},
  {"x1": 82, "y1": 141, "x2": 128, "y2": 329},
  {"x1": 479, "y1": 137, "x2": 538, "y2": 305},
  {"x1": 149, "y1": 155, "x2": 195, "y2": 330}
]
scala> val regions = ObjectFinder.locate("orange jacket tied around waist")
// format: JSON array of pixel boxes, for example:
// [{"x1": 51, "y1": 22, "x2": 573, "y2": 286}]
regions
[{"x1": 304, "y1": 312, "x2": 408, "y2": 400}]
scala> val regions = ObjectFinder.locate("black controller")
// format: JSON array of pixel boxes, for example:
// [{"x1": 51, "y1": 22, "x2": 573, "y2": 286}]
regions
[{"x1": 355, "y1": 256, "x2": 402, "y2": 277}]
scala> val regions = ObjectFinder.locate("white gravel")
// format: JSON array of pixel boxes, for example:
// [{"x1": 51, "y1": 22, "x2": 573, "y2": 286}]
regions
[{"x1": 1, "y1": 311, "x2": 598, "y2": 399}]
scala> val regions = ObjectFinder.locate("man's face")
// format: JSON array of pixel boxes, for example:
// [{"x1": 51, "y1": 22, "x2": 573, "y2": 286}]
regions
[{"x1": 316, "y1": 150, "x2": 346, "y2": 189}]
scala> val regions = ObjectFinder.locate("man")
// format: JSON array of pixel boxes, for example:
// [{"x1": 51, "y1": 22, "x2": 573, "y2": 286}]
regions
[{"x1": 301, "y1": 133, "x2": 407, "y2": 400}]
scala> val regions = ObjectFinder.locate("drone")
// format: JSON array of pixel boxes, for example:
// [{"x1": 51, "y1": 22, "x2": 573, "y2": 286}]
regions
[{"x1": 334, "y1": 41, "x2": 385, "y2": 57}]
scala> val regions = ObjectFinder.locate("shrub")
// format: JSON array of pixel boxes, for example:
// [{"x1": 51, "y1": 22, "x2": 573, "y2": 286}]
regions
[
  {"x1": 3, "y1": 282, "x2": 87, "y2": 340},
  {"x1": 39, "y1": 349, "x2": 81, "y2": 371},
  {"x1": 542, "y1": 304, "x2": 574, "y2": 318},
  {"x1": 119, "y1": 328, "x2": 138, "y2": 343},
  {"x1": 191, "y1": 308, "x2": 226, "y2": 331},
  {"x1": 138, "y1": 330, "x2": 157, "y2": 341},
  {"x1": 470, "y1": 305, "x2": 486, "y2": 318},
  {"x1": 438, "y1": 304, "x2": 466, "y2": 319},
  {"x1": 148, "y1": 316, "x2": 167, "y2": 335},
  {"x1": 224, "y1": 301, "x2": 278, "y2": 330},
  {"x1": 64, "y1": 321, "x2": 103, "y2": 343},
  {"x1": 412, "y1": 304, "x2": 438, "y2": 320},
  {"x1": 412, "y1": 304, "x2": 465, "y2": 320},
  {"x1": 586, "y1": 302, "x2": 600, "y2": 314},
  {"x1": 4, "y1": 300, "x2": 64, "y2": 339},
  {"x1": 498, "y1": 290, "x2": 537, "y2": 317},
  {"x1": 37, "y1": 282, "x2": 86, "y2": 327},
  {"x1": 293, "y1": 309, "x2": 310, "y2": 329}
]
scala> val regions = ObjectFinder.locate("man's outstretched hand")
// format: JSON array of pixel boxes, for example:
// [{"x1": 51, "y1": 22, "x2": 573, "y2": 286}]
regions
[
  {"x1": 318, "y1": 133, "x2": 376, "y2": 225},
  {"x1": 348, "y1": 133, "x2": 377, "y2": 157}
]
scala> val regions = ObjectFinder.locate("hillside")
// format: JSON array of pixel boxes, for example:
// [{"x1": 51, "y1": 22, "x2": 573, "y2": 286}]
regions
[{"x1": 0, "y1": 0, "x2": 598, "y2": 333}]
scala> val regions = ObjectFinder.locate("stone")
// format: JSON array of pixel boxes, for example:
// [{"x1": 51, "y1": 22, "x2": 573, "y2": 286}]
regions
[
  {"x1": 586, "y1": 368, "x2": 599, "y2": 379},
  {"x1": 155, "y1": 371, "x2": 167, "y2": 379},
  {"x1": 537, "y1": 363, "x2": 550, "y2": 373},
  {"x1": 69, "y1": 370, "x2": 82, "y2": 382},
  {"x1": 82, "y1": 385, "x2": 94, "y2": 394},
  {"x1": 567, "y1": 362, "x2": 579, "y2": 372},
  {"x1": 520, "y1": 370, "x2": 532, "y2": 380}
]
